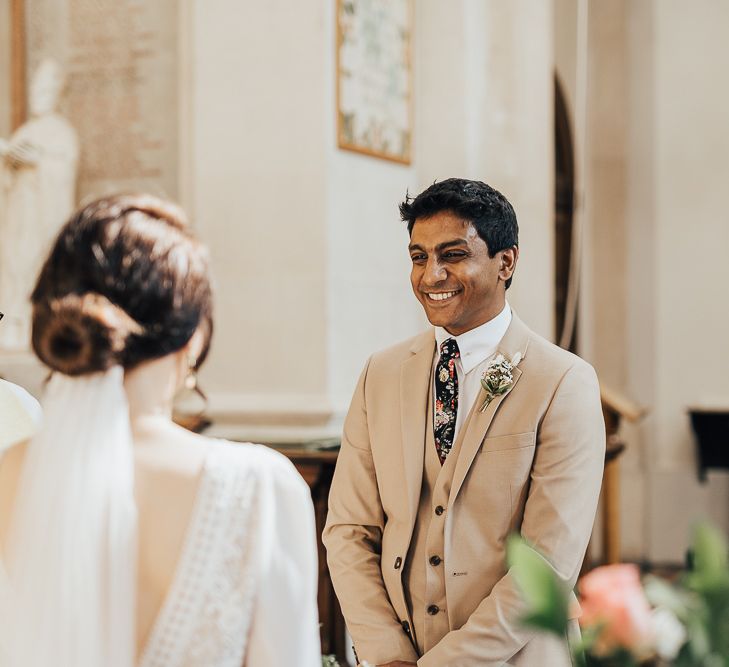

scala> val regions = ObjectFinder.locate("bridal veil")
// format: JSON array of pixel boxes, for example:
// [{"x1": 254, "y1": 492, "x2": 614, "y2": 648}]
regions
[{"x1": 3, "y1": 367, "x2": 137, "y2": 667}]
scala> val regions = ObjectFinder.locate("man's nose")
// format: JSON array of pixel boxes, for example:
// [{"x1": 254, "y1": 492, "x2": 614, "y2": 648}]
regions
[{"x1": 423, "y1": 258, "x2": 446, "y2": 285}]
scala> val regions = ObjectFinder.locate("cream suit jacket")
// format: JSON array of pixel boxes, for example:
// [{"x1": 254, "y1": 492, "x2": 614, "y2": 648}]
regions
[{"x1": 323, "y1": 313, "x2": 605, "y2": 666}]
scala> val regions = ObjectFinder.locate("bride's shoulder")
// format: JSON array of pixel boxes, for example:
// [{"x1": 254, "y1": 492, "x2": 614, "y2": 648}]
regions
[{"x1": 202, "y1": 440, "x2": 308, "y2": 494}]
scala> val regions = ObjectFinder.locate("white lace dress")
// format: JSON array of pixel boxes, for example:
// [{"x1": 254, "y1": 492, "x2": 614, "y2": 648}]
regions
[{"x1": 1, "y1": 441, "x2": 322, "y2": 667}]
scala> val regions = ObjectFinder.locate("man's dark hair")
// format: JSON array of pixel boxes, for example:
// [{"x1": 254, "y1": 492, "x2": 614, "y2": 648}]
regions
[{"x1": 399, "y1": 178, "x2": 519, "y2": 289}]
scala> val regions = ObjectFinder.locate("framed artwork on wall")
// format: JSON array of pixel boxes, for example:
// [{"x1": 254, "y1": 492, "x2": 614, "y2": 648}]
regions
[
  {"x1": 8, "y1": 0, "x2": 27, "y2": 130},
  {"x1": 336, "y1": 0, "x2": 413, "y2": 165}
]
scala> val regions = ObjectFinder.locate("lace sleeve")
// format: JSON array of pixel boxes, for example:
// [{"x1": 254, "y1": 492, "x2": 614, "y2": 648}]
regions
[{"x1": 244, "y1": 454, "x2": 321, "y2": 667}]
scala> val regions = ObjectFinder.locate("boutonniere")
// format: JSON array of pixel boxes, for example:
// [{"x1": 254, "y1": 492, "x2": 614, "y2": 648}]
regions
[{"x1": 479, "y1": 352, "x2": 523, "y2": 412}]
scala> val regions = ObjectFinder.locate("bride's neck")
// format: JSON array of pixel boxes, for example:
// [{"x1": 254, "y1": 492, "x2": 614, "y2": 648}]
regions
[{"x1": 124, "y1": 354, "x2": 182, "y2": 432}]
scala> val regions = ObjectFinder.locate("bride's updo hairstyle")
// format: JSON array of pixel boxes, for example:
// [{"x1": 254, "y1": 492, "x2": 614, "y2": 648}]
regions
[{"x1": 31, "y1": 194, "x2": 213, "y2": 376}]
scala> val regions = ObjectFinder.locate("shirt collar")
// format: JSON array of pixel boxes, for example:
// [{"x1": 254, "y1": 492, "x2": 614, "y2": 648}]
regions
[{"x1": 435, "y1": 301, "x2": 512, "y2": 374}]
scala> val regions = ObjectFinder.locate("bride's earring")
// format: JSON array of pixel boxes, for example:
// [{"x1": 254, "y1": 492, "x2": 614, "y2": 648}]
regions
[
  {"x1": 184, "y1": 355, "x2": 200, "y2": 392},
  {"x1": 173, "y1": 355, "x2": 210, "y2": 432}
]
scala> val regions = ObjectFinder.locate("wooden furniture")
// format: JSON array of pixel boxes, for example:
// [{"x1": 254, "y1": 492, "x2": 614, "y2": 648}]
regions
[
  {"x1": 599, "y1": 385, "x2": 646, "y2": 564},
  {"x1": 10, "y1": 0, "x2": 27, "y2": 129}
]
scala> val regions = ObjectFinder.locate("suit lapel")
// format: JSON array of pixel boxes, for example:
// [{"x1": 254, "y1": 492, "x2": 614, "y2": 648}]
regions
[
  {"x1": 449, "y1": 312, "x2": 532, "y2": 506},
  {"x1": 400, "y1": 330, "x2": 435, "y2": 526}
]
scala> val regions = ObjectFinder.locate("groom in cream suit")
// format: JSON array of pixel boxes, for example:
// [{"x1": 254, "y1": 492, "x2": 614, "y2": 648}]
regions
[{"x1": 323, "y1": 179, "x2": 605, "y2": 666}]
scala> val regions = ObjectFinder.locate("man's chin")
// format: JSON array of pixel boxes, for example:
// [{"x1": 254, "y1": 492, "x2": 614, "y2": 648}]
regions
[{"x1": 422, "y1": 307, "x2": 459, "y2": 331}]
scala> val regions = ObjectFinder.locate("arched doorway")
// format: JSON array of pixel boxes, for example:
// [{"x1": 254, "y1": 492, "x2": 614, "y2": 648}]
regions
[{"x1": 554, "y1": 74, "x2": 577, "y2": 352}]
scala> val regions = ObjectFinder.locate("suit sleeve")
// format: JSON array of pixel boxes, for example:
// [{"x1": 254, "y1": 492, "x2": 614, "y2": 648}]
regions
[
  {"x1": 323, "y1": 359, "x2": 420, "y2": 665},
  {"x1": 418, "y1": 360, "x2": 605, "y2": 667}
]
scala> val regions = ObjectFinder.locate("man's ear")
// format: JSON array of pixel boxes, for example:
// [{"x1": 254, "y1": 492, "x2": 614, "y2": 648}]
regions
[{"x1": 499, "y1": 246, "x2": 518, "y2": 282}]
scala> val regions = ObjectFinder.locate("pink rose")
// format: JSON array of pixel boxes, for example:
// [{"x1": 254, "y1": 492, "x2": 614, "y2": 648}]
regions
[{"x1": 578, "y1": 564, "x2": 654, "y2": 658}]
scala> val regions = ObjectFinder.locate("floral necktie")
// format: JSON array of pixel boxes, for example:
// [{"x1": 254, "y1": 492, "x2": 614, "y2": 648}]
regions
[{"x1": 434, "y1": 338, "x2": 460, "y2": 464}]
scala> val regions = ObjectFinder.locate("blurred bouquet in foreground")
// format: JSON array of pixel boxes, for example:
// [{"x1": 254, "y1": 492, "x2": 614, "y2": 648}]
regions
[
  {"x1": 508, "y1": 522, "x2": 729, "y2": 666},
  {"x1": 322, "y1": 656, "x2": 372, "y2": 667}
]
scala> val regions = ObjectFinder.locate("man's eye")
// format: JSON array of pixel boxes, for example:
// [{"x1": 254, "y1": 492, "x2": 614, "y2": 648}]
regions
[
  {"x1": 444, "y1": 252, "x2": 466, "y2": 260},
  {"x1": 410, "y1": 254, "x2": 426, "y2": 262}
]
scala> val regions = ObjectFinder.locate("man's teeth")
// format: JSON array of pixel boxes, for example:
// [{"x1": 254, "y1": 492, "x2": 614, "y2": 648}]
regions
[{"x1": 428, "y1": 291, "x2": 459, "y2": 301}]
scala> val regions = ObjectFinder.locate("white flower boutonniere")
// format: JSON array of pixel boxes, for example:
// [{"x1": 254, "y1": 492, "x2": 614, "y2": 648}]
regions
[{"x1": 479, "y1": 352, "x2": 523, "y2": 412}]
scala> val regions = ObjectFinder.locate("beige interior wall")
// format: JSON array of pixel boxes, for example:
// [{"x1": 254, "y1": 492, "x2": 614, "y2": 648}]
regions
[
  {"x1": 645, "y1": 0, "x2": 729, "y2": 561},
  {"x1": 653, "y1": 0, "x2": 729, "y2": 467},
  {"x1": 325, "y1": 0, "x2": 420, "y2": 411},
  {"x1": 190, "y1": 0, "x2": 556, "y2": 439},
  {"x1": 328, "y1": 0, "x2": 557, "y2": 421},
  {"x1": 621, "y1": 0, "x2": 656, "y2": 563},
  {"x1": 554, "y1": 0, "x2": 577, "y2": 115},
  {"x1": 417, "y1": 0, "x2": 555, "y2": 341},
  {"x1": 622, "y1": 0, "x2": 729, "y2": 563},
  {"x1": 325, "y1": 152, "x2": 420, "y2": 410},
  {"x1": 554, "y1": 0, "x2": 644, "y2": 561},
  {"x1": 586, "y1": 1, "x2": 651, "y2": 562},
  {"x1": 557, "y1": 0, "x2": 729, "y2": 563},
  {"x1": 189, "y1": 0, "x2": 425, "y2": 438},
  {"x1": 189, "y1": 1, "x2": 331, "y2": 436},
  {"x1": 481, "y1": 0, "x2": 555, "y2": 340},
  {"x1": 586, "y1": 2, "x2": 629, "y2": 391},
  {"x1": 555, "y1": 0, "x2": 631, "y2": 388}
]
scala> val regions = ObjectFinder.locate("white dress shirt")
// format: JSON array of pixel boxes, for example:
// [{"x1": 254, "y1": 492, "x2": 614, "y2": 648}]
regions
[{"x1": 433, "y1": 302, "x2": 512, "y2": 442}]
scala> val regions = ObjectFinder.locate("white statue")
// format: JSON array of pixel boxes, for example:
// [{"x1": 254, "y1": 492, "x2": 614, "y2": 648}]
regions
[{"x1": 0, "y1": 58, "x2": 79, "y2": 351}]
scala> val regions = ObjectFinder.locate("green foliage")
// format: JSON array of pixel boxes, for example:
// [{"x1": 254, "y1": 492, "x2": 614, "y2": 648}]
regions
[
  {"x1": 509, "y1": 522, "x2": 729, "y2": 667},
  {"x1": 644, "y1": 575, "x2": 696, "y2": 617},
  {"x1": 321, "y1": 656, "x2": 340, "y2": 667},
  {"x1": 583, "y1": 650, "x2": 641, "y2": 667},
  {"x1": 682, "y1": 523, "x2": 729, "y2": 666},
  {"x1": 507, "y1": 534, "x2": 569, "y2": 636}
]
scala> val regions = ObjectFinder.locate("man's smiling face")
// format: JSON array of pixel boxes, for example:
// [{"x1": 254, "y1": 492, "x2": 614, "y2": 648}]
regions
[{"x1": 408, "y1": 211, "x2": 516, "y2": 336}]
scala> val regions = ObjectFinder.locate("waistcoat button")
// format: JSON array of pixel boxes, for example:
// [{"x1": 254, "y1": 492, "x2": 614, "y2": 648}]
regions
[
  {"x1": 427, "y1": 604, "x2": 440, "y2": 615},
  {"x1": 435, "y1": 505, "x2": 445, "y2": 516},
  {"x1": 394, "y1": 556, "x2": 402, "y2": 569},
  {"x1": 429, "y1": 555, "x2": 442, "y2": 566}
]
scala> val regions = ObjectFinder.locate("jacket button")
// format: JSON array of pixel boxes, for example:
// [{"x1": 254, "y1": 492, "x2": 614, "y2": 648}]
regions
[
  {"x1": 401, "y1": 620, "x2": 411, "y2": 635},
  {"x1": 394, "y1": 556, "x2": 402, "y2": 569},
  {"x1": 429, "y1": 555, "x2": 442, "y2": 566},
  {"x1": 435, "y1": 505, "x2": 445, "y2": 516},
  {"x1": 427, "y1": 604, "x2": 440, "y2": 615}
]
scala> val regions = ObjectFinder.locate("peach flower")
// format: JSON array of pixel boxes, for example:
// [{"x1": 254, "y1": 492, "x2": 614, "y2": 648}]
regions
[{"x1": 578, "y1": 564, "x2": 655, "y2": 658}]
